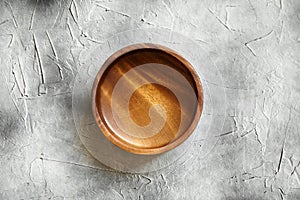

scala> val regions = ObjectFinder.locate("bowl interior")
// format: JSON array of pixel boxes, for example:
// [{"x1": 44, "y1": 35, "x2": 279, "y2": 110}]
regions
[{"x1": 93, "y1": 44, "x2": 203, "y2": 154}]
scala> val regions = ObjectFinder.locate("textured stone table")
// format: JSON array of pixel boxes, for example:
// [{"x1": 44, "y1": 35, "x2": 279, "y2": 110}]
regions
[{"x1": 0, "y1": 0, "x2": 299, "y2": 199}]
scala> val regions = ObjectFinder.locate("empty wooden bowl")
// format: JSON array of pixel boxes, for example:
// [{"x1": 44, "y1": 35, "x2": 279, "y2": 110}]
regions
[{"x1": 92, "y1": 43, "x2": 203, "y2": 155}]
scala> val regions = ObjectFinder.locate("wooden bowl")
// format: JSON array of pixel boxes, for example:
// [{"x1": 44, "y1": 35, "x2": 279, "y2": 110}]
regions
[{"x1": 92, "y1": 43, "x2": 203, "y2": 155}]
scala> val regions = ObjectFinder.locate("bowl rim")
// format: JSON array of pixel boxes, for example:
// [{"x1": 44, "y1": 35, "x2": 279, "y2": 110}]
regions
[{"x1": 92, "y1": 43, "x2": 204, "y2": 155}]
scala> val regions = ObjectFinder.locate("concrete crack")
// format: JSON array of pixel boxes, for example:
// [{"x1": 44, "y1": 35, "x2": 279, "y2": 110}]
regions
[
  {"x1": 240, "y1": 127, "x2": 255, "y2": 137},
  {"x1": 8, "y1": 34, "x2": 14, "y2": 48},
  {"x1": 278, "y1": 187, "x2": 285, "y2": 200},
  {"x1": 23, "y1": 98, "x2": 33, "y2": 134},
  {"x1": 17, "y1": 57, "x2": 27, "y2": 97},
  {"x1": 52, "y1": 3, "x2": 66, "y2": 28},
  {"x1": 66, "y1": 18, "x2": 75, "y2": 41},
  {"x1": 95, "y1": 4, "x2": 131, "y2": 18},
  {"x1": 112, "y1": 189, "x2": 125, "y2": 199},
  {"x1": 28, "y1": 157, "x2": 39, "y2": 183},
  {"x1": 195, "y1": 38, "x2": 209, "y2": 44},
  {"x1": 245, "y1": 44, "x2": 256, "y2": 56},
  {"x1": 29, "y1": 0, "x2": 38, "y2": 30},
  {"x1": 254, "y1": 128, "x2": 263, "y2": 153},
  {"x1": 12, "y1": 62, "x2": 23, "y2": 97},
  {"x1": 215, "y1": 130, "x2": 235, "y2": 137},
  {"x1": 140, "y1": 18, "x2": 155, "y2": 26},
  {"x1": 46, "y1": 31, "x2": 58, "y2": 60},
  {"x1": 140, "y1": 175, "x2": 152, "y2": 185},
  {"x1": 53, "y1": 61, "x2": 63, "y2": 81},
  {"x1": 69, "y1": 0, "x2": 79, "y2": 25},
  {"x1": 247, "y1": 0, "x2": 258, "y2": 22},
  {"x1": 278, "y1": 20, "x2": 284, "y2": 44},
  {"x1": 3, "y1": 71, "x2": 25, "y2": 121},
  {"x1": 290, "y1": 161, "x2": 300, "y2": 185},
  {"x1": 87, "y1": 37, "x2": 103, "y2": 44},
  {"x1": 33, "y1": 34, "x2": 46, "y2": 95},
  {"x1": 0, "y1": 19, "x2": 9, "y2": 26},
  {"x1": 244, "y1": 30, "x2": 273, "y2": 56},
  {"x1": 80, "y1": 30, "x2": 103, "y2": 44},
  {"x1": 47, "y1": 55, "x2": 73, "y2": 76},
  {"x1": 41, "y1": 157, "x2": 118, "y2": 173},
  {"x1": 277, "y1": 146, "x2": 284, "y2": 174},
  {"x1": 277, "y1": 106, "x2": 292, "y2": 174},
  {"x1": 208, "y1": 8, "x2": 231, "y2": 32},
  {"x1": 5, "y1": 1, "x2": 19, "y2": 28}
]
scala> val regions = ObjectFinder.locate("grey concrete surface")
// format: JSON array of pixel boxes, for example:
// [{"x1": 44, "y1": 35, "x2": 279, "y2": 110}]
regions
[{"x1": 0, "y1": 0, "x2": 300, "y2": 199}]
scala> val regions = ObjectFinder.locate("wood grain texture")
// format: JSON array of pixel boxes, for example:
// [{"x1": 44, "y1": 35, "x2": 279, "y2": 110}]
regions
[{"x1": 92, "y1": 43, "x2": 203, "y2": 154}]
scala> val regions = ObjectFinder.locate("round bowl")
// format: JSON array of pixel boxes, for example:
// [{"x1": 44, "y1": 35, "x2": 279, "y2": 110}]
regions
[{"x1": 92, "y1": 43, "x2": 203, "y2": 155}]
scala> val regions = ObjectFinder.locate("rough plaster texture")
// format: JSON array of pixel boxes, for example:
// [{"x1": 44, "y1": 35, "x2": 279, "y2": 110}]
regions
[{"x1": 0, "y1": 0, "x2": 300, "y2": 199}]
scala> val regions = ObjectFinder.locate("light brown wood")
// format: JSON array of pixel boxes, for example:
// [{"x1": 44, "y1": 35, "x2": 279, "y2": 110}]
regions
[{"x1": 92, "y1": 43, "x2": 203, "y2": 155}]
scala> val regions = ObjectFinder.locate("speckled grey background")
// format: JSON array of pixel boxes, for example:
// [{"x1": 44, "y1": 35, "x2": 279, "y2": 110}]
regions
[{"x1": 0, "y1": 0, "x2": 300, "y2": 199}]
